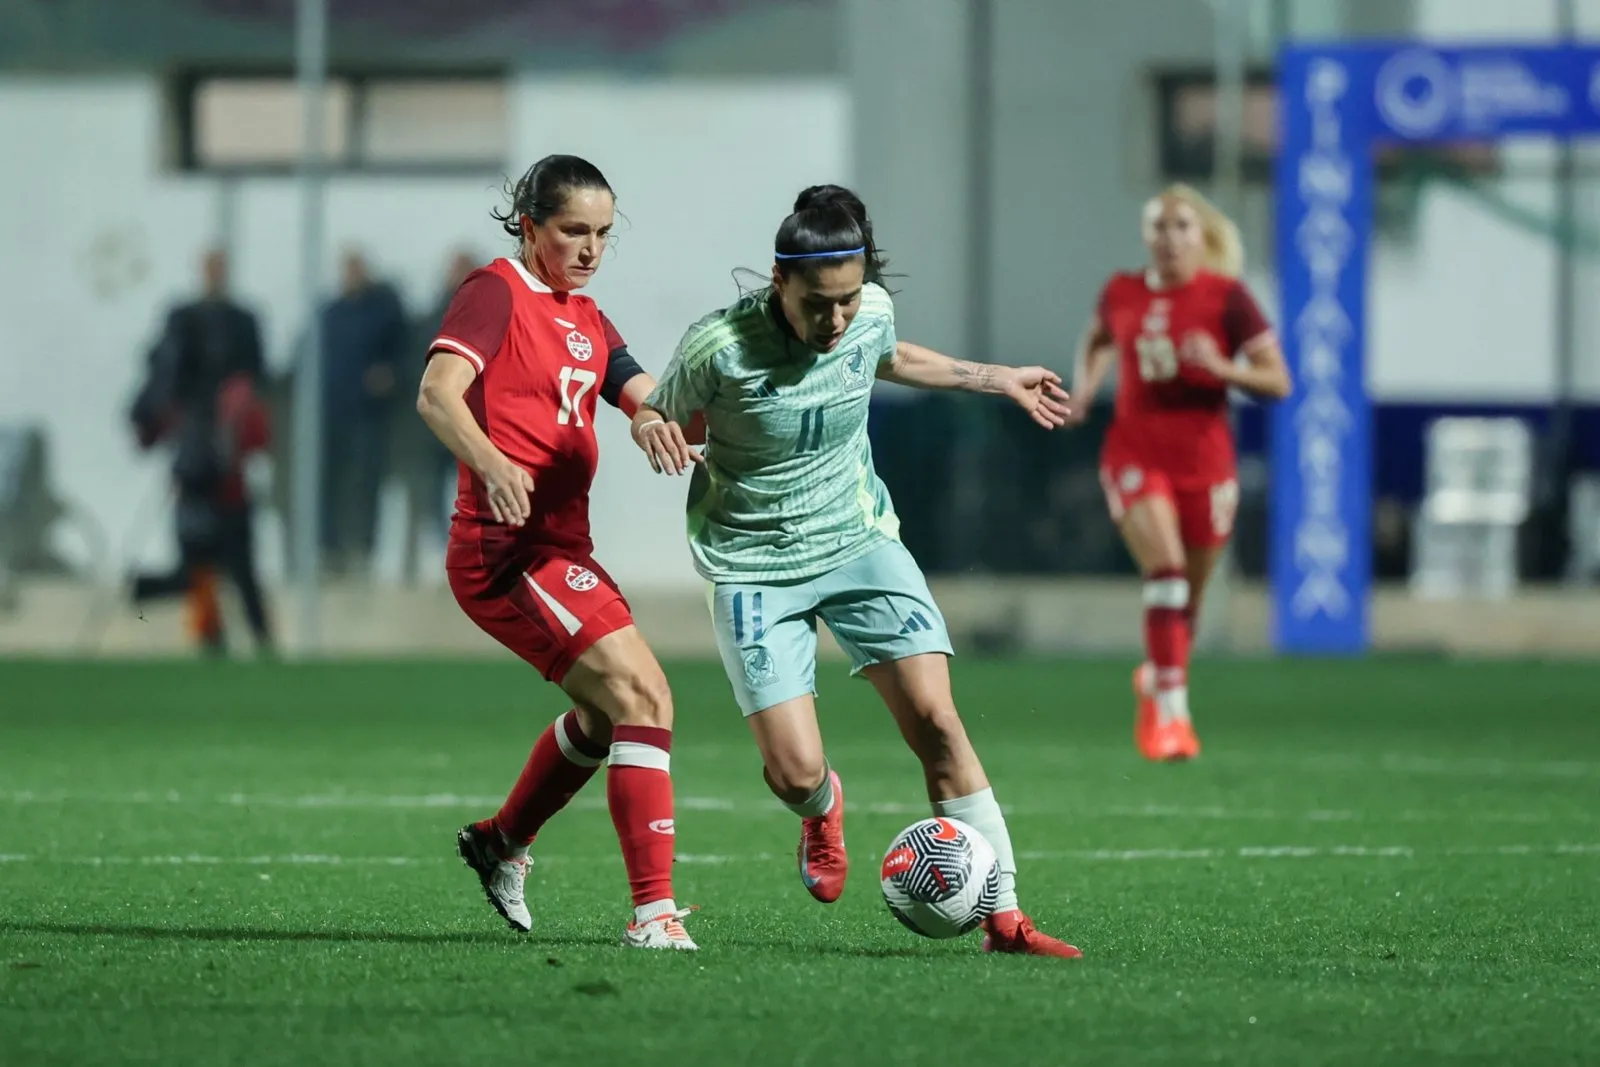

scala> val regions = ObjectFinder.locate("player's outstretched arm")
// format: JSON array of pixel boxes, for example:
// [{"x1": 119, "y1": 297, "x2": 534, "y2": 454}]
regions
[
  {"x1": 629, "y1": 400, "x2": 704, "y2": 476},
  {"x1": 878, "y1": 341, "x2": 1072, "y2": 430},
  {"x1": 417, "y1": 353, "x2": 535, "y2": 527},
  {"x1": 634, "y1": 325, "x2": 718, "y2": 473},
  {"x1": 1066, "y1": 317, "x2": 1118, "y2": 427}
]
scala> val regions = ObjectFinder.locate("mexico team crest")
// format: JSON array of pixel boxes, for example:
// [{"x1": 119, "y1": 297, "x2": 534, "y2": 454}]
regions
[
  {"x1": 840, "y1": 346, "x2": 870, "y2": 386},
  {"x1": 565, "y1": 565, "x2": 599, "y2": 592},
  {"x1": 565, "y1": 330, "x2": 593, "y2": 362},
  {"x1": 742, "y1": 646, "x2": 777, "y2": 689}
]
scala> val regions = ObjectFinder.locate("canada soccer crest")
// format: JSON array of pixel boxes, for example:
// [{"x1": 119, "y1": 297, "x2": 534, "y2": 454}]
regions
[
  {"x1": 565, "y1": 565, "x2": 599, "y2": 592},
  {"x1": 565, "y1": 330, "x2": 593, "y2": 362},
  {"x1": 1120, "y1": 466, "x2": 1144, "y2": 493},
  {"x1": 1142, "y1": 298, "x2": 1170, "y2": 336}
]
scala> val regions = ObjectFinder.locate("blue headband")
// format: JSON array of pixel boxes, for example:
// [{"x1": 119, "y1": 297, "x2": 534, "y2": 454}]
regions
[{"x1": 773, "y1": 246, "x2": 867, "y2": 261}]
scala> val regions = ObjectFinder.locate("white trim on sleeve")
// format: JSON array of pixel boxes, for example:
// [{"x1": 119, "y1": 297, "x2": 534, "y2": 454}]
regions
[{"x1": 430, "y1": 337, "x2": 486, "y2": 374}]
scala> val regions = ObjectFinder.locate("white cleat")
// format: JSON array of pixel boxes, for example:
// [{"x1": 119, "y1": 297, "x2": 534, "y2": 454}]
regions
[
  {"x1": 622, "y1": 909, "x2": 699, "y2": 951},
  {"x1": 456, "y1": 823, "x2": 532, "y2": 933}
]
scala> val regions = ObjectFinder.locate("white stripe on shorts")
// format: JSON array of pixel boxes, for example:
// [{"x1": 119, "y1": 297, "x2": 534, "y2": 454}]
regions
[{"x1": 523, "y1": 574, "x2": 584, "y2": 636}]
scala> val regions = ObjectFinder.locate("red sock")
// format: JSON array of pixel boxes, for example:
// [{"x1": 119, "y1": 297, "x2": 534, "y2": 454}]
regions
[
  {"x1": 489, "y1": 710, "x2": 607, "y2": 847},
  {"x1": 606, "y1": 725, "x2": 676, "y2": 908},
  {"x1": 1143, "y1": 569, "x2": 1191, "y2": 695}
]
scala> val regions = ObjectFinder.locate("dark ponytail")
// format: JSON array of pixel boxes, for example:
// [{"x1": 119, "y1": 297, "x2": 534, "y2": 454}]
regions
[
  {"x1": 773, "y1": 184, "x2": 890, "y2": 286},
  {"x1": 492, "y1": 154, "x2": 613, "y2": 239}
]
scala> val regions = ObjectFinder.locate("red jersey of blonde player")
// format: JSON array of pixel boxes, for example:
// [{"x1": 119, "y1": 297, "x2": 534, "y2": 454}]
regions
[
  {"x1": 1096, "y1": 268, "x2": 1276, "y2": 548},
  {"x1": 430, "y1": 254, "x2": 639, "y2": 680}
]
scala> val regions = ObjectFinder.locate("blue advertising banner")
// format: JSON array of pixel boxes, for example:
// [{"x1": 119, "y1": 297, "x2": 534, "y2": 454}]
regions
[{"x1": 1272, "y1": 43, "x2": 1600, "y2": 655}]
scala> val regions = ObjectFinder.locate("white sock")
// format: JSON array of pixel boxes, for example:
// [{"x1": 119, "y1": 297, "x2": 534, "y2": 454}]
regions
[
  {"x1": 933, "y1": 787, "x2": 1019, "y2": 913},
  {"x1": 634, "y1": 898, "x2": 678, "y2": 924},
  {"x1": 1156, "y1": 683, "x2": 1191, "y2": 725},
  {"x1": 780, "y1": 767, "x2": 835, "y2": 819}
]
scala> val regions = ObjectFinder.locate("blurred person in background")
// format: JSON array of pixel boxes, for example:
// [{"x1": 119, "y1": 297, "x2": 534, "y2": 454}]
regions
[
  {"x1": 400, "y1": 248, "x2": 480, "y2": 584},
  {"x1": 1067, "y1": 185, "x2": 1291, "y2": 762},
  {"x1": 129, "y1": 248, "x2": 274, "y2": 656},
  {"x1": 418, "y1": 155, "x2": 700, "y2": 950},
  {"x1": 319, "y1": 249, "x2": 407, "y2": 576}
]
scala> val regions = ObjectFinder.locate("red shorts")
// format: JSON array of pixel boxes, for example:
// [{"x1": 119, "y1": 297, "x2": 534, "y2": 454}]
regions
[
  {"x1": 1099, "y1": 461, "x2": 1240, "y2": 550},
  {"x1": 448, "y1": 553, "x2": 634, "y2": 684}
]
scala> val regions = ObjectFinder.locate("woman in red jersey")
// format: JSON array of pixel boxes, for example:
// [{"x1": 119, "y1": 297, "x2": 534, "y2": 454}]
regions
[
  {"x1": 1068, "y1": 184, "x2": 1291, "y2": 762},
  {"x1": 416, "y1": 155, "x2": 702, "y2": 949}
]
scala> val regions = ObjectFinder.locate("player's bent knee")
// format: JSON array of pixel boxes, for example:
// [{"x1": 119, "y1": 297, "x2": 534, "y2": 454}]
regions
[
  {"x1": 571, "y1": 702, "x2": 614, "y2": 747},
  {"x1": 1141, "y1": 548, "x2": 1188, "y2": 577},
  {"x1": 764, "y1": 754, "x2": 827, "y2": 800},
  {"x1": 606, "y1": 666, "x2": 674, "y2": 729}
]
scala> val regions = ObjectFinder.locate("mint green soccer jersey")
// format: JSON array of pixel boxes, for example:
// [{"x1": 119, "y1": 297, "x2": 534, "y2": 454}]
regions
[{"x1": 645, "y1": 282, "x2": 902, "y2": 583}]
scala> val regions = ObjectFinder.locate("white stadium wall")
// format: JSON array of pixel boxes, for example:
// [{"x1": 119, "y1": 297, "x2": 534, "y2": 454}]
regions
[
  {"x1": 0, "y1": 78, "x2": 235, "y2": 579},
  {"x1": 8, "y1": 0, "x2": 1600, "y2": 605},
  {"x1": 0, "y1": 74, "x2": 849, "y2": 592}
]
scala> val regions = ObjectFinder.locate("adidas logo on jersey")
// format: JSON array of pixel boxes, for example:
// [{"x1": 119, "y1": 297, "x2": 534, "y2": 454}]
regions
[
  {"x1": 899, "y1": 610, "x2": 935, "y2": 635},
  {"x1": 753, "y1": 379, "x2": 779, "y2": 399}
]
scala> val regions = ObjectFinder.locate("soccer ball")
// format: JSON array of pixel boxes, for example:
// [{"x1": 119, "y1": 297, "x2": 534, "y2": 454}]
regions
[{"x1": 880, "y1": 816, "x2": 1002, "y2": 939}]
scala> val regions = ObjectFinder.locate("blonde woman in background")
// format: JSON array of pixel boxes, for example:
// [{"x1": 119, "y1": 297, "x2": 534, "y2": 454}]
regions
[{"x1": 1068, "y1": 185, "x2": 1292, "y2": 762}]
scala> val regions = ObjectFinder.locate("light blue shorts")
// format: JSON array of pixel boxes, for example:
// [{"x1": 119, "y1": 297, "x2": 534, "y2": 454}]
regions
[{"x1": 708, "y1": 540, "x2": 954, "y2": 716}]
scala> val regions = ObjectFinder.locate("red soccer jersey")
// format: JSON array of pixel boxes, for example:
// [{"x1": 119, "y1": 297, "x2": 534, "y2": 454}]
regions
[
  {"x1": 1096, "y1": 269, "x2": 1275, "y2": 486},
  {"x1": 430, "y1": 256, "x2": 633, "y2": 570}
]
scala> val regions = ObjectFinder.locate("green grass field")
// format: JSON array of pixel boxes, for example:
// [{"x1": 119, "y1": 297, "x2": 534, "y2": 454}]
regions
[{"x1": 2, "y1": 656, "x2": 1598, "y2": 1066}]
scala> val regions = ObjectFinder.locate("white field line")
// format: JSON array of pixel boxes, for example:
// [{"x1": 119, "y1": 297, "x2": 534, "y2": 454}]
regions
[
  {"x1": 1097, "y1": 804, "x2": 1593, "y2": 826},
  {"x1": 0, "y1": 790, "x2": 1591, "y2": 827},
  {"x1": 0, "y1": 843, "x2": 1596, "y2": 868},
  {"x1": 0, "y1": 791, "x2": 734, "y2": 812},
  {"x1": 1200, "y1": 752, "x2": 1600, "y2": 779}
]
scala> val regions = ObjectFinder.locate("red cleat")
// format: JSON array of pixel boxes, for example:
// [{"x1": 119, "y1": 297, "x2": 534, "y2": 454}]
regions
[
  {"x1": 982, "y1": 909, "x2": 1083, "y2": 958},
  {"x1": 797, "y1": 770, "x2": 847, "y2": 903}
]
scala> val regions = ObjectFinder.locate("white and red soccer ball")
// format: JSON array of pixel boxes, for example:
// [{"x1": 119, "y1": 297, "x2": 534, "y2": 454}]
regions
[{"x1": 880, "y1": 817, "x2": 1001, "y2": 939}]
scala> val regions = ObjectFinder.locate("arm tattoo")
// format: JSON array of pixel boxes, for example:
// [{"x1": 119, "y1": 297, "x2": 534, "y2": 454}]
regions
[{"x1": 950, "y1": 360, "x2": 999, "y2": 391}]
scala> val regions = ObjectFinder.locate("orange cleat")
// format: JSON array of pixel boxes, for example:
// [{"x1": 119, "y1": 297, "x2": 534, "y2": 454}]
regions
[
  {"x1": 1133, "y1": 664, "x2": 1168, "y2": 761},
  {"x1": 981, "y1": 909, "x2": 1083, "y2": 958},
  {"x1": 1164, "y1": 717, "x2": 1202, "y2": 761},
  {"x1": 798, "y1": 770, "x2": 848, "y2": 903},
  {"x1": 1135, "y1": 665, "x2": 1203, "y2": 762}
]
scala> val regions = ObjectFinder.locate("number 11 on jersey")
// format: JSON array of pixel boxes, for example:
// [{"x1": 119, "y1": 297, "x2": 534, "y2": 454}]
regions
[{"x1": 557, "y1": 366, "x2": 598, "y2": 427}]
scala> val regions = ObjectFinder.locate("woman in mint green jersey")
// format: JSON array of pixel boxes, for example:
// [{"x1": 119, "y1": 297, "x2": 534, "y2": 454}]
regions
[{"x1": 632, "y1": 185, "x2": 1081, "y2": 957}]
